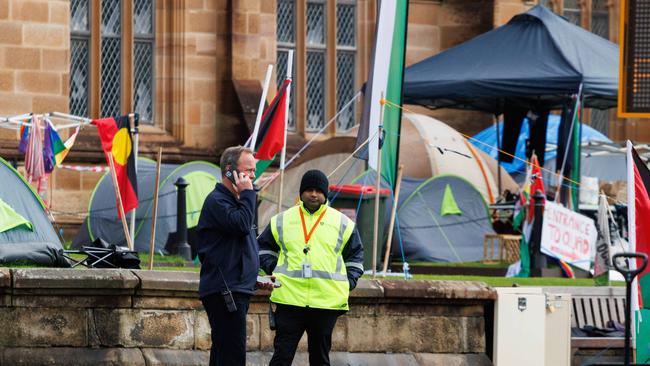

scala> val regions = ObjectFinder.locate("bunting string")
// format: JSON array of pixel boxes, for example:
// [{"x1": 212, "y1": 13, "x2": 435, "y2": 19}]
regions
[{"x1": 381, "y1": 98, "x2": 583, "y2": 188}]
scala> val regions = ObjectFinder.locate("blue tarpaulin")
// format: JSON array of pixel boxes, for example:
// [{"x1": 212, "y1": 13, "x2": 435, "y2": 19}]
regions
[
  {"x1": 471, "y1": 114, "x2": 611, "y2": 175},
  {"x1": 403, "y1": 5, "x2": 618, "y2": 113}
]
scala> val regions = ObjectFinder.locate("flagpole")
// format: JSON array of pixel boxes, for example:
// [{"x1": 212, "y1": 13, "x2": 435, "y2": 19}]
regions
[
  {"x1": 250, "y1": 65, "x2": 274, "y2": 151},
  {"x1": 555, "y1": 83, "x2": 583, "y2": 204},
  {"x1": 107, "y1": 152, "x2": 134, "y2": 251},
  {"x1": 148, "y1": 147, "x2": 163, "y2": 270},
  {"x1": 372, "y1": 94, "x2": 385, "y2": 279},
  {"x1": 626, "y1": 140, "x2": 640, "y2": 349},
  {"x1": 381, "y1": 164, "x2": 403, "y2": 276},
  {"x1": 277, "y1": 50, "x2": 294, "y2": 214},
  {"x1": 129, "y1": 114, "x2": 139, "y2": 245}
]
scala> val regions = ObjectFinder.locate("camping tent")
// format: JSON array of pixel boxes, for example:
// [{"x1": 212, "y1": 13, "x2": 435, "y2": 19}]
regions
[
  {"x1": 73, "y1": 158, "x2": 220, "y2": 252},
  {"x1": 0, "y1": 157, "x2": 67, "y2": 266},
  {"x1": 471, "y1": 114, "x2": 612, "y2": 177},
  {"x1": 402, "y1": 5, "x2": 618, "y2": 113},
  {"x1": 399, "y1": 112, "x2": 518, "y2": 202},
  {"x1": 392, "y1": 175, "x2": 494, "y2": 262},
  {"x1": 347, "y1": 172, "x2": 493, "y2": 263},
  {"x1": 543, "y1": 142, "x2": 626, "y2": 184},
  {"x1": 257, "y1": 153, "x2": 366, "y2": 230}
]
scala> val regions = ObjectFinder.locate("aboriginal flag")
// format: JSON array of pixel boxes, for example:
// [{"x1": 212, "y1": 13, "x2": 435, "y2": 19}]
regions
[{"x1": 93, "y1": 116, "x2": 138, "y2": 217}]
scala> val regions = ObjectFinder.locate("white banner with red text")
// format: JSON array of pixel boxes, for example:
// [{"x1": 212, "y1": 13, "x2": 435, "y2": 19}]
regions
[{"x1": 541, "y1": 201, "x2": 597, "y2": 272}]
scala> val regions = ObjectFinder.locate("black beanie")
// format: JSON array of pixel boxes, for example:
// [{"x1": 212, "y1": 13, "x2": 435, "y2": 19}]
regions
[{"x1": 300, "y1": 170, "x2": 329, "y2": 197}]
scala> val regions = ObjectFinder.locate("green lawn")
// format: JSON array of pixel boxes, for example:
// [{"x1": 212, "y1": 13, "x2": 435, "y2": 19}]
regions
[{"x1": 409, "y1": 274, "x2": 625, "y2": 287}]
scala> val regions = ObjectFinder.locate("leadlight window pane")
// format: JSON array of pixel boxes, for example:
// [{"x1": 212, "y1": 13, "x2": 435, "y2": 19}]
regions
[
  {"x1": 337, "y1": 52, "x2": 356, "y2": 131},
  {"x1": 70, "y1": 39, "x2": 89, "y2": 117},
  {"x1": 134, "y1": 42, "x2": 153, "y2": 123},
  {"x1": 276, "y1": 50, "x2": 295, "y2": 131},
  {"x1": 101, "y1": 0, "x2": 122, "y2": 118},
  {"x1": 277, "y1": 0, "x2": 295, "y2": 44},
  {"x1": 563, "y1": 0, "x2": 581, "y2": 26},
  {"x1": 307, "y1": 2, "x2": 325, "y2": 46},
  {"x1": 102, "y1": 0, "x2": 121, "y2": 36},
  {"x1": 134, "y1": 0, "x2": 153, "y2": 35},
  {"x1": 336, "y1": 4, "x2": 355, "y2": 46},
  {"x1": 592, "y1": 0, "x2": 609, "y2": 39},
  {"x1": 306, "y1": 51, "x2": 325, "y2": 131},
  {"x1": 71, "y1": 0, "x2": 89, "y2": 32}
]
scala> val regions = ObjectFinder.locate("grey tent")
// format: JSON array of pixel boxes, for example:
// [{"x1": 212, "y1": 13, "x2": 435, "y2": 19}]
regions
[
  {"x1": 394, "y1": 175, "x2": 494, "y2": 262},
  {"x1": 0, "y1": 157, "x2": 67, "y2": 266},
  {"x1": 346, "y1": 171, "x2": 493, "y2": 263},
  {"x1": 542, "y1": 143, "x2": 627, "y2": 184},
  {"x1": 73, "y1": 158, "x2": 220, "y2": 252}
]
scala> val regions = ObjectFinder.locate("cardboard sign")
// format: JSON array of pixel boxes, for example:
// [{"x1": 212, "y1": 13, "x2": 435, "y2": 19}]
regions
[{"x1": 541, "y1": 201, "x2": 597, "y2": 271}]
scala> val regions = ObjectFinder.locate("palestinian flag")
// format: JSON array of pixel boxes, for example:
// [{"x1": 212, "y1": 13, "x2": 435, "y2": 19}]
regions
[
  {"x1": 252, "y1": 78, "x2": 291, "y2": 175},
  {"x1": 513, "y1": 154, "x2": 545, "y2": 277},
  {"x1": 628, "y1": 142, "x2": 650, "y2": 310},
  {"x1": 93, "y1": 116, "x2": 138, "y2": 217},
  {"x1": 354, "y1": 0, "x2": 408, "y2": 188}
]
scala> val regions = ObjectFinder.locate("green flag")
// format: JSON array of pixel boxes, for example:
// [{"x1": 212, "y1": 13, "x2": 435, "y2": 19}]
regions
[{"x1": 355, "y1": 0, "x2": 408, "y2": 188}]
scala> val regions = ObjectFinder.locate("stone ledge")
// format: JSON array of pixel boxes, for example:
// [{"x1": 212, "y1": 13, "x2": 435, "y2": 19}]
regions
[
  {"x1": 4, "y1": 270, "x2": 497, "y2": 303},
  {"x1": 2, "y1": 347, "x2": 146, "y2": 366},
  {"x1": 0, "y1": 268, "x2": 10, "y2": 289},
  {"x1": 381, "y1": 280, "x2": 496, "y2": 300},
  {"x1": 141, "y1": 348, "x2": 209, "y2": 366},
  {"x1": 0, "y1": 349, "x2": 490, "y2": 366},
  {"x1": 414, "y1": 353, "x2": 493, "y2": 366},
  {"x1": 12, "y1": 268, "x2": 139, "y2": 290},
  {"x1": 350, "y1": 279, "x2": 384, "y2": 298},
  {"x1": 0, "y1": 268, "x2": 9, "y2": 307},
  {"x1": 132, "y1": 270, "x2": 199, "y2": 292}
]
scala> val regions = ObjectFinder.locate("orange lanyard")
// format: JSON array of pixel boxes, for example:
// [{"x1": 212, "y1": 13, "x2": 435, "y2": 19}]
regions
[{"x1": 299, "y1": 208, "x2": 327, "y2": 246}]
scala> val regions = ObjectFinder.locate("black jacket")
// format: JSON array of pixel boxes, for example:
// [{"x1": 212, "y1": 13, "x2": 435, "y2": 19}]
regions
[
  {"x1": 258, "y1": 204, "x2": 364, "y2": 290},
  {"x1": 197, "y1": 183, "x2": 259, "y2": 298}
]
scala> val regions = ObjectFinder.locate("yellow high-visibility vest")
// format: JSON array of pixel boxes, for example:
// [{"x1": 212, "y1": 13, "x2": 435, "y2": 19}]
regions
[{"x1": 269, "y1": 202, "x2": 355, "y2": 310}]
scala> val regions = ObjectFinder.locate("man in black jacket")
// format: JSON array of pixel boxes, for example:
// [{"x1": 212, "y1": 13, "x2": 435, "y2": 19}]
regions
[{"x1": 197, "y1": 145, "x2": 270, "y2": 366}]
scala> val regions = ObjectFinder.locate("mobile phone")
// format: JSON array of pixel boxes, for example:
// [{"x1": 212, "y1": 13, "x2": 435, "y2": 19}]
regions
[
  {"x1": 257, "y1": 275, "x2": 282, "y2": 288},
  {"x1": 225, "y1": 168, "x2": 239, "y2": 185}
]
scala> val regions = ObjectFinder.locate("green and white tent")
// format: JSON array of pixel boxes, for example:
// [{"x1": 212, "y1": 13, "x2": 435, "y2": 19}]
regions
[
  {"x1": 73, "y1": 158, "x2": 220, "y2": 253},
  {"x1": 0, "y1": 157, "x2": 67, "y2": 266}
]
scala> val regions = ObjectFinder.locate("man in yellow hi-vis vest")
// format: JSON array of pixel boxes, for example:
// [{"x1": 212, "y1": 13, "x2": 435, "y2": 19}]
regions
[{"x1": 258, "y1": 169, "x2": 364, "y2": 366}]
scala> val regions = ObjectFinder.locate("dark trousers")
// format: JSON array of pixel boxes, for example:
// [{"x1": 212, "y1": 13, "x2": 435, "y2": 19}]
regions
[
  {"x1": 201, "y1": 292, "x2": 251, "y2": 366},
  {"x1": 269, "y1": 304, "x2": 343, "y2": 366}
]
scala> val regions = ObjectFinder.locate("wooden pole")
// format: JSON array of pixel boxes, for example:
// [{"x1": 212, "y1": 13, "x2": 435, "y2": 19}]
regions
[
  {"x1": 372, "y1": 94, "x2": 385, "y2": 279},
  {"x1": 107, "y1": 153, "x2": 134, "y2": 251},
  {"x1": 278, "y1": 50, "x2": 294, "y2": 214},
  {"x1": 148, "y1": 147, "x2": 163, "y2": 270},
  {"x1": 381, "y1": 164, "x2": 403, "y2": 276}
]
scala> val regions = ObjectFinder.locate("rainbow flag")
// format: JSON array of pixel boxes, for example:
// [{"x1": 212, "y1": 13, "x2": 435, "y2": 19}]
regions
[
  {"x1": 45, "y1": 120, "x2": 79, "y2": 168},
  {"x1": 559, "y1": 259, "x2": 575, "y2": 279}
]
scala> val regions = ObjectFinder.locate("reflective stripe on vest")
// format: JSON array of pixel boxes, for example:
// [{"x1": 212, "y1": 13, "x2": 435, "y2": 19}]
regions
[{"x1": 273, "y1": 263, "x2": 348, "y2": 281}]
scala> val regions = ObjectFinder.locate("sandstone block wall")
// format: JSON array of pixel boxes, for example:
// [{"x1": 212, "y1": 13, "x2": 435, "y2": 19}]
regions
[{"x1": 0, "y1": 268, "x2": 495, "y2": 366}]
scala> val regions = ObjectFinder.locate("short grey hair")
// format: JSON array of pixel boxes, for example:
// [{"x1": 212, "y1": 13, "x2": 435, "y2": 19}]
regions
[{"x1": 220, "y1": 146, "x2": 254, "y2": 176}]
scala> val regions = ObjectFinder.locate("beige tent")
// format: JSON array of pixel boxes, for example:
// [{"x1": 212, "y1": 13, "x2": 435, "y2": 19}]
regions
[
  {"x1": 257, "y1": 153, "x2": 365, "y2": 230},
  {"x1": 399, "y1": 112, "x2": 516, "y2": 203}
]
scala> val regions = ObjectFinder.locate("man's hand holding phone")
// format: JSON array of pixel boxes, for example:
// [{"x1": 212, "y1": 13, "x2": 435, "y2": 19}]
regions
[
  {"x1": 256, "y1": 275, "x2": 281, "y2": 291},
  {"x1": 229, "y1": 168, "x2": 253, "y2": 193}
]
